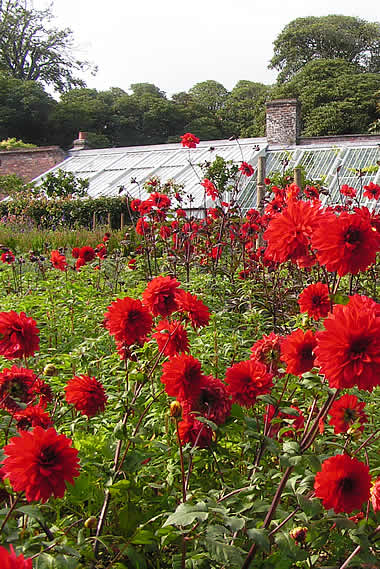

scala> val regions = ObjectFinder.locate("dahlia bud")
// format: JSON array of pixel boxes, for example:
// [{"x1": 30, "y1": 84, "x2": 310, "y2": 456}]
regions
[
  {"x1": 170, "y1": 401, "x2": 182, "y2": 418},
  {"x1": 84, "y1": 516, "x2": 97, "y2": 529},
  {"x1": 289, "y1": 526, "x2": 308, "y2": 544},
  {"x1": 43, "y1": 364, "x2": 58, "y2": 376}
]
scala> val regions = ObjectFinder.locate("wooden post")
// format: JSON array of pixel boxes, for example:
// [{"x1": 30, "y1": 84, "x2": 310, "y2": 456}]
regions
[
  {"x1": 294, "y1": 167, "x2": 302, "y2": 188},
  {"x1": 92, "y1": 211, "x2": 96, "y2": 230},
  {"x1": 120, "y1": 212, "x2": 125, "y2": 230},
  {"x1": 107, "y1": 212, "x2": 111, "y2": 228}
]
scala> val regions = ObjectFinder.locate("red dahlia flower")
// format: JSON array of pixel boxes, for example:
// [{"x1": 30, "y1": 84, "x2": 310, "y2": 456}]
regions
[
  {"x1": 2, "y1": 426, "x2": 80, "y2": 503},
  {"x1": 250, "y1": 332, "x2": 283, "y2": 374},
  {"x1": 201, "y1": 178, "x2": 219, "y2": 201},
  {"x1": 298, "y1": 282, "x2": 330, "y2": 321},
  {"x1": 142, "y1": 275, "x2": 180, "y2": 317},
  {"x1": 71, "y1": 247, "x2": 80, "y2": 259},
  {"x1": 225, "y1": 359, "x2": 273, "y2": 408},
  {"x1": 0, "y1": 365, "x2": 36, "y2": 413},
  {"x1": 312, "y1": 208, "x2": 380, "y2": 276},
  {"x1": 160, "y1": 353, "x2": 203, "y2": 403},
  {"x1": 15, "y1": 404, "x2": 53, "y2": 431},
  {"x1": 178, "y1": 414, "x2": 213, "y2": 448},
  {"x1": 340, "y1": 184, "x2": 357, "y2": 198},
  {"x1": 152, "y1": 319, "x2": 189, "y2": 357},
  {"x1": 314, "y1": 454, "x2": 371, "y2": 514},
  {"x1": 315, "y1": 295, "x2": 380, "y2": 391},
  {"x1": 281, "y1": 329, "x2": 316, "y2": 376},
  {"x1": 239, "y1": 162, "x2": 254, "y2": 176},
  {"x1": 79, "y1": 246, "x2": 95, "y2": 263},
  {"x1": 104, "y1": 297, "x2": 153, "y2": 347},
  {"x1": 1, "y1": 251, "x2": 15, "y2": 264},
  {"x1": 182, "y1": 374, "x2": 232, "y2": 426},
  {"x1": 130, "y1": 199, "x2": 141, "y2": 211},
  {"x1": 263, "y1": 199, "x2": 319, "y2": 264},
  {"x1": 328, "y1": 394, "x2": 367, "y2": 434},
  {"x1": 363, "y1": 182, "x2": 380, "y2": 200},
  {"x1": 95, "y1": 244, "x2": 107, "y2": 259},
  {"x1": 65, "y1": 375, "x2": 107, "y2": 417},
  {"x1": 50, "y1": 250, "x2": 67, "y2": 271},
  {"x1": 149, "y1": 192, "x2": 171, "y2": 210},
  {"x1": 136, "y1": 217, "x2": 150, "y2": 236},
  {"x1": 0, "y1": 311, "x2": 40, "y2": 360},
  {"x1": 180, "y1": 132, "x2": 200, "y2": 148},
  {"x1": 175, "y1": 289, "x2": 210, "y2": 329},
  {"x1": 0, "y1": 544, "x2": 32, "y2": 568}
]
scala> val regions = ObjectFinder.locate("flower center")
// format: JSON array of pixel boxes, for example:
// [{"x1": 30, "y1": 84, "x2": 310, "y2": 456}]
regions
[
  {"x1": 339, "y1": 477, "x2": 354, "y2": 492},
  {"x1": 127, "y1": 309, "x2": 141, "y2": 323},
  {"x1": 344, "y1": 227, "x2": 361, "y2": 245},
  {"x1": 343, "y1": 408, "x2": 357, "y2": 423},
  {"x1": 312, "y1": 295, "x2": 322, "y2": 306},
  {"x1": 350, "y1": 338, "x2": 368, "y2": 358}
]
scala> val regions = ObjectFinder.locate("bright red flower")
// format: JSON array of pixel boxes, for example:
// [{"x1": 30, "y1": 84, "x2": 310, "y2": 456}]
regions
[
  {"x1": 298, "y1": 282, "x2": 330, "y2": 321},
  {"x1": 314, "y1": 454, "x2": 371, "y2": 514},
  {"x1": 201, "y1": 178, "x2": 219, "y2": 201},
  {"x1": 0, "y1": 544, "x2": 32, "y2": 568},
  {"x1": 225, "y1": 359, "x2": 273, "y2": 408},
  {"x1": 0, "y1": 311, "x2": 40, "y2": 360},
  {"x1": 281, "y1": 329, "x2": 316, "y2": 376},
  {"x1": 152, "y1": 319, "x2": 189, "y2": 357},
  {"x1": 315, "y1": 295, "x2": 380, "y2": 391},
  {"x1": 180, "y1": 132, "x2": 200, "y2": 148},
  {"x1": 104, "y1": 297, "x2": 153, "y2": 347},
  {"x1": 312, "y1": 208, "x2": 380, "y2": 276},
  {"x1": 15, "y1": 404, "x2": 53, "y2": 431},
  {"x1": 304, "y1": 185, "x2": 320, "y2": 200},
  {"x1": 71, "y1": 247, "x2": 80, "y2": 259},
  {"x1": 265, "y1": 404, "x2": 305, "y2": 439},
  {"x1": 178, "y1": 414, "x2": 213, "y2": 448},
  {"x1": 2, "y1": 426, "x2": 80, "y2": 503},
  {"x1": 103, "y1": 232, "x2": 111, "y2": 242},
  {"x1": 142, "y1": 276, "x2": 181, "y2": 317},
  {"x1": 328, "y1": 394, "x2": 367, "y2": 434},
  {"x1": 160, "y1": 353, "x2": 203, "y2": 403},
  {"x1": 239, "y1": 162, "x2": 254, "y2": 176},
  {"x1": 175, "y1": 289, "x2": 210, "y2": 329},
  {"x1": 264, "y1": 178, "x2": 271, "y2": 185},
  {"x1": 127, "y1": 258, "x2": 137, "y2": 270},
  {"x1": 136, "y1": 217, "x2": 150, "y2": 236},
  {"x1": 250, "y1": 332, "x2": 283, "y2": 374},
  {"x1": 50, "y1": 250, "x2": 67, "y2": 271},
  {"x1": 371, "y1": 476, "x2": 380, "y2": 512},
  {"x1": 65, "y1": 375, "x2": 107, "y2": 417},
  {"x1": 340, "y1": 184, "x2": 357, "y2": 198},
  {"x1": 29, "y1": 377, "x2": 53, "y2": 405},
  {"x1": 0, "y1": 366, "x2": 36, "y2": 413},
  {"x1": 363, "y1": 182, "x2": 380, "y2": 200},
  {"x1": 176, "y1": 208, "x2": 187, "y2": 218},
  {"x1": 95, "y1": 244, "x2": 107, "y2": 259},
  {"x1": 264, "y1": 200, "x2": 319, "y2": 264},
  {"x1": 149, "y1": 192, "x2": 171, "y2": 210},
  {"x1": 160, "y1": 225, "x2": 171, "y2": 239},
  {"x1": 130, "y1": 199, "x2": 142, "y2": 212},
  {"x1": 75, "y1": 257, "x2": 85, "y2": 270},
  {"x1": 182, "y1": 374, "x2": 231, "y2": 426},
  {"x1": 1, "y1": 251, "x2": 15, "y2": 264},
  {"x1": 79, "y1": 246, "x2": 95, "y2": 263}
]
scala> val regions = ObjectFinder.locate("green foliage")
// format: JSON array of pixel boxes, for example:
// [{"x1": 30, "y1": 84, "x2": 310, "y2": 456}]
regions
[
  {"x1": 0, "y1": 137, "x2": 36, "y2": 150},
  {"x1": 36, "y1": 169, "x2": 89, "y2": 199}
]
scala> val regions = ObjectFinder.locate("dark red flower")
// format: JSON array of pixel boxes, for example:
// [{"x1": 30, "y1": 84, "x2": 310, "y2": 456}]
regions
[
  {"x1": 160, "y1": 353, "x2": 203, "y2": 403},
  {"x1": 15, "y1": 404, "x2": 53, "y2": 431},
  {"x1": 95, "y1": 244, "x2": 107, "y2": 259},
  {"x1": 304, "y1": 186, "x2": 320, "y2": 200},
  {"x1": 127, "y1": 258, "x2": 137, "y2": 270},
  {"x1": 142, "y1": 276, "x2": 181, "y2": 317},
  {"x1": 0, "y1": 366, "x2": 36, "y2": 413},
  {"x1": 2, "y1": 426, "x2": 80, "y2": 503},
  {"x1": 239, "y1": 162, "x2": 254, "y2": 176},
  {"x1": 0, "y1": 544, "x2": 32, "y2": 568},
  {"x1": 103, "y1": 232, "x2": 111, "y2": 242},
  {"x1": 1, "y1": 251, "x2": 15, "y2": 264},
  {"x1": 264, "y1": 178, "x2": 271, "y2": 185},
  {"x1": 152, "y1": 319, "x2": 189, "y2": 357},
  {"x1": 65, "y1": 375, "x2": 107, "y2": 417},
  {"x1": 328, "y1": 394, "x2": 367, "y2": 434},
  {"x1": 201, "y1": 178, "x2": 219, "y2": 201},
  {"x1": 136, "y1": 217, "x2": 150, "y2": 236},
  {"x1": 182, "y1": 374, "x2": 231, "y2": 426},
  {"x1": 225, "y1": 359, "x2": 273, "y2": 408},
  {"x1": 71, "y1": 247, "x2": 80, "y2": 259},
  {"x1": 315, "y1": 295, "x2": 380, "y2": 391},
  {"x1": 363, "y1": 182, "x2": 380, "y2": 200},
  {"x1": 178, "y1": 414, "x2": 213, "y2": 448},
  {"x1": 75, "y1": 257, "x2": 85, "y2": 270},
  {"x1": 264, "y1": 200, "x2": 319, "y2": 264},
  {"x1": 104, "y1": 297, "x2": 153, "y2": 346},
  {"x1": 149, "y1": 192, "x2": 171, "y2": 210},
  {"x1": 298, "y1": 282, "x2": 330, "y2": 321},
  {"x1": 160, "y1": 225, "x2": 171, "y2": 239},
  {"x1": 314, "y1": 454, "x2": 371, "y2": 514},
  {"x1": 29, "y1": 377, "x2": 53, "y2": 405},
  {"x1": 50, "y1": 250, "x2": 67, "y2": 271},
  {"x1": 0, "y1": 311, "x2": 40, "y2": 360},
  {"x1": 340, "y1": 184, "x2": 357, "y2": 198},
  {"x1": 79, "y1": 246, "x2": 95, "y2": 263},
  {"x1": 180, "y1": 132, "x2": 200, "y2": 148},
  {"x1": 175, "y1": 289, "x2": 210, "y2": 329},
  {"x1": 281, "y1": 329, "x2": 316, "y2": 376},
  {"x1": 250, "y1": 332, "x2": 283, "y2": 374},
  {"x1": 312, "y1": 208, "x2": 380, "y2": 276}
]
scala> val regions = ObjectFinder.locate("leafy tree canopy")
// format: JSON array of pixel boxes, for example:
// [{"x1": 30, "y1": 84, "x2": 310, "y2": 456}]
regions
[
  {"x1": 188, "y1": 80, "x2": 229, "y2": 112},
  {"x1": 0, "y1": 0, "x2": 96, "y2": 92},
  {"x1": 270, "y1": 15, "x2": 380, "y2": 83}
]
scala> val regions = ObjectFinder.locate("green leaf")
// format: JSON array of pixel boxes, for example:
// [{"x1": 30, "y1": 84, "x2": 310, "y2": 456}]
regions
[
  {"x1": 246, "y1": 528, "x2": 270, "y2": 551},
  {"x1": 164, "y1": 502, "x2": 208, "y2": 527}
]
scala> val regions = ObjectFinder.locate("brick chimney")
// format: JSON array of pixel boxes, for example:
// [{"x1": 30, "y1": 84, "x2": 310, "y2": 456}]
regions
[
  {"x1": 72, "y1": 131, "x2": 88, "y2": 151},
  {"x1": 265, "y1": 99, "x2": 300, "y2": 146}
]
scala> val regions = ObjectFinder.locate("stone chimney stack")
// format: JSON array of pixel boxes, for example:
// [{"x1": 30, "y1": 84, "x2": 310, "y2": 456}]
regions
[
  {"x1": 72, "y1": 131, "x2": 88, "y2": 151},
  {"x1": 265, "y1": 99, "x2": 300, "y2": 146}
]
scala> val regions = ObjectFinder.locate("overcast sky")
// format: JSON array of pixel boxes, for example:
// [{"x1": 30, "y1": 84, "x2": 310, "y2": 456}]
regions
[{"x1": 32, "y1": 0, "x2": 379, "y2": 97}]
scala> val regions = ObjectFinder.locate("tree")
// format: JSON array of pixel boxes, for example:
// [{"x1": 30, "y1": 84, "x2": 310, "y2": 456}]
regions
[
  {"x1": 189, "y1": 80, "x2": 229, "y2": 112},
  {"x1": 271, "y1": 59, "x2": 380, "y2": 135},
  {"x1": 270, "y1": 15, "x2": 380, "y2": 83},
  {"x1": 0, "y1": 0, "x2": 96, "y2": 92}
]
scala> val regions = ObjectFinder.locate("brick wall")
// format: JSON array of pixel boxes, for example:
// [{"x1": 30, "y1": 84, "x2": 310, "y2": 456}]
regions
[
  {"x1": 0, "y1": 146, "x2": 66, "y2": 182},
  {"x1": 265, "y1": 99, "x2": 301, "y2": 146}
]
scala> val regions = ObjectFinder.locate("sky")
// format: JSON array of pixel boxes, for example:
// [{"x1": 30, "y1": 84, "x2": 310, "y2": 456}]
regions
[{"x1": 31, "y1": 0, "x2": 379, "y2": 97}]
